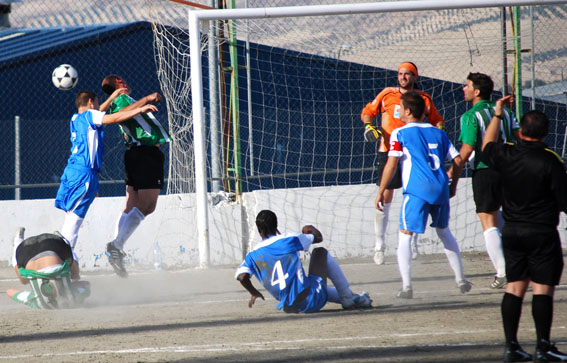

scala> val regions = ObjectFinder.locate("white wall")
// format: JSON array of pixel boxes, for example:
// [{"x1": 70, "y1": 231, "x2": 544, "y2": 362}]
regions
[{"x1": 1, "y1": 179, "x2": 565, "y2": 272}]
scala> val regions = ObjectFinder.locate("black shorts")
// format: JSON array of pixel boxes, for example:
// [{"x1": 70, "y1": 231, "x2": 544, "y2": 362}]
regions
[
  {"x1": 15, "y1": 233, "x2": 73, "y2": 268},
  {"x1": 502, "y1": 223, "x2": 564, "y2": 286},
  {"x1": 376, "y1": 152, "x2": 402, "y2": 189},
  {"x1": 472, "y1": 168, "x2": 502, "y2": 213},
  {"x1": 125, "y1": 145, "x2": 165, "y2": 190}
]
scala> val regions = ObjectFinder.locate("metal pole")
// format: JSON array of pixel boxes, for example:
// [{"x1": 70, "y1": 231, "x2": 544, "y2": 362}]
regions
[
  {"x1": 529, "y1": 6, "x2": 536, "y2": 109},
  {"x1": 194, "y1": 1, "x2": 567, "y2": 21},
  {"x1": 513, "y1": 6, "x2": 523, "y2": 120},
  {"x1": 208, "y1": 0, "x2": 222, "y2": 192},
  {"x1": 500, "y1": 7, "x2": 508, "y2": 95},
  {"x1": 228, "y1": 0, "x2": 242, "y2": 197},
  {"x1": 14, "y1": 115, "x2": 20, "y2": 200},
  {"x1": 189, "y1": 10, "x2": 211, "y2": 268},
  {"x1": 245, "y1": 0, "x2": 255, "y2": 177}
]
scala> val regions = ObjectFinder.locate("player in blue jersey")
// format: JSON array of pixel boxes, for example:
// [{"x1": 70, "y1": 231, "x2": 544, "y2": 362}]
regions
[
  {"x1": 235, "y1": 210, "x2": 372, "y2": 313},
  {"x1": 375, "y1": 91, "x2": 471, "y2": 299},
  {"x1": 55, "y1": 90, "x2": 158, "y2": 268}
]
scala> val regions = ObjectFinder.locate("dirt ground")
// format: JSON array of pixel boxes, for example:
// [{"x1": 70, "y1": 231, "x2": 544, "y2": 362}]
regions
[{"x1": 0, "y1": 252, "x2": 566, "y2": 362}]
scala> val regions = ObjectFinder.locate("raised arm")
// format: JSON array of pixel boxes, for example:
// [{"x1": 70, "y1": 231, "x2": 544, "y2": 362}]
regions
[
  {"x1": 102, "y1": 104, "x2": 158, "y2": 125},
  {"x1": 117, "y1": 92, "x2": 162, "y2": 112},
  {"x1": 301, "y1": 225, "x2": 323, "y2": 243},
  {"x1": 482, "y1": 95, "x2": 513, "y2": 151},
  {"x1": 99, "y1": 88, "x2": 127, "y2": 112}
]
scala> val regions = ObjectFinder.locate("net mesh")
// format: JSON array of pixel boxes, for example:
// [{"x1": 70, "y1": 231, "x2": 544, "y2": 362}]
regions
[{"x1": 148, "y1": 2, "x2": 567, "y2": 261}]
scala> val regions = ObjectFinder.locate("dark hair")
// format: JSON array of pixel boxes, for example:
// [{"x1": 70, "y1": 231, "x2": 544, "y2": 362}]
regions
[
  {"x1": 400, "y1": 91, "x2": 425, "y2": 120},
  {"x1": 520, "y1": 110, "x2": 549, "y2": 139},
  {"x1": 75, "y1": 90, "x2": 98, "y2": 109},
  {"x1": 467, "y1": 72, "x2": 493, "y2": 100},
  {"x1": 101, "y1": 74, "x2": 121, "y2": 95},
  {"x1": 255, "y1": 210, "x2": 279, "y2": 237}
]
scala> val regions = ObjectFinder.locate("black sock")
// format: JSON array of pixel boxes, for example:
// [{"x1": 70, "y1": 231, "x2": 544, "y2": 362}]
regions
[
  {"x1": 532, "y1": 294, "x2": 553, "y2": 347},
  {"x1": 502, "y1": 292, "x2": 523, "y2": 346}
]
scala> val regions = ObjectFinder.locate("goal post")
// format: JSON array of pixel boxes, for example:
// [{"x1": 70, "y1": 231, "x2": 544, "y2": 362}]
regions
[{"x1": 182, "y1": 0, "x2": 567, "y2": 268}]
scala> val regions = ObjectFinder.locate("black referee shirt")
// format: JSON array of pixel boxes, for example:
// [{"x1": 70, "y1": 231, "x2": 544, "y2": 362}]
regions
[{"x1": 484, "y1": 139, "x2": 567, "y2": 227}]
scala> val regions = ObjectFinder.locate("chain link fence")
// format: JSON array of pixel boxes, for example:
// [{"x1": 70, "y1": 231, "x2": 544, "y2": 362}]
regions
[{"x1": 1, "y1": 0, "x2": 567, "y2": 200}]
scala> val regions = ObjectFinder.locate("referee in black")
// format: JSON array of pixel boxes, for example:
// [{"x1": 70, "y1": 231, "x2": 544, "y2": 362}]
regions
[{"x1": 482, "y1": 95, "x2": 567, "y2": 362}]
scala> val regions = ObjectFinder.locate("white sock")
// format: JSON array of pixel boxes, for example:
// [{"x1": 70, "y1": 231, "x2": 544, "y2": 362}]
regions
[
  {"x1": 12, "y1": 228, "x2": 25, "y2": 267},
  {"x1": 113, "y1": 207, "x2": 145, "y2": 251},
  {"x1": 484, "y1": 227, "x2": 506, "y2": 278},
  {"x1": 411, "y1": 233, "x2": 419, "y2": 250},
  {"x1": 397, "y1": 231, "x2": 412, "y2": 288},
  {"x1": 374, "y1": 203, "x2": 390, "y2": 252},
  {"x1": 326, "y1": 253, "x2": 352, "y2": 301},
  {"x1": 60, "y1": 212, "x2": 84, "y2": 250},
  {"x1": 436, "y1": 227, "x2": 465, "y2": 282}
]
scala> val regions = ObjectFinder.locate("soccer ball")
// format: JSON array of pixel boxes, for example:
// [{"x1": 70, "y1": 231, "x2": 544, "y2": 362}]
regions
[{"x1": 52, "y1": 64, "x2": 79, "y2": 91}]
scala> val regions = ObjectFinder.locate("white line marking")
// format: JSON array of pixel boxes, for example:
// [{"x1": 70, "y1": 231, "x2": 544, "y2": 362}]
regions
[{"x1": 0, "y1": 329, "x2": 502, "y2": 359}]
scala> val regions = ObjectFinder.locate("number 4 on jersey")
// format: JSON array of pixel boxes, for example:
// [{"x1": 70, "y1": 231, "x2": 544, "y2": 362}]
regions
[{"x1": 271, "y1": 260, "x2": 289, "y2": 290}]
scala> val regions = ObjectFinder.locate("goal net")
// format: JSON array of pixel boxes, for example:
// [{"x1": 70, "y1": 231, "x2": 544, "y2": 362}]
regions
[{"x1": 150, "y1": 0, "x2": 567, "y2": 266}]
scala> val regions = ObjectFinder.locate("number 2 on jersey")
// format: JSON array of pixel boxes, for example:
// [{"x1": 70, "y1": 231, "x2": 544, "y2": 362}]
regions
[{"x1": 271, "y1": 260, "x2": 289, "y2": 290}]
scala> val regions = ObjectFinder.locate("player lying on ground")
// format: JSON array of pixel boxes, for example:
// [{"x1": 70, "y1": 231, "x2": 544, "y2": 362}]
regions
[
  {"x1": 235, "y1": 210, "x2": 372, "y2": 313},
  {"x1": 7, "y1": 227, "x2": 90, "y2": 309}
]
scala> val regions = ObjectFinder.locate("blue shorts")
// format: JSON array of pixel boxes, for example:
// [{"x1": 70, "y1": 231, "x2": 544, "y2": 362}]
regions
[
  {"x1": 399, "y1": 194, "x2": 450, "y2": 234},
  {"x1": 293, "y1": 275, "x2": 328, "y2": 313},
  {"x1": 54, "y1": 164, "x2": 99, "y2": 218}
]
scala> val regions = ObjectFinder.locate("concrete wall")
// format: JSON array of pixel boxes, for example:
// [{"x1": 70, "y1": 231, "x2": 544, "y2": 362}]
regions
[{"x1": 1, "y1": 179, "x2": 566, "y2": 272}]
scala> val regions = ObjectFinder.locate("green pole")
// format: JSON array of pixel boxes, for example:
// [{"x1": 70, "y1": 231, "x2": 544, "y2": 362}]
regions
[
  {"x1": 228, "y1": 0, "x2": 242, "y2": 197},
  {"x1": 513, "y1": 6, "x2": 523, "y2": 120}
]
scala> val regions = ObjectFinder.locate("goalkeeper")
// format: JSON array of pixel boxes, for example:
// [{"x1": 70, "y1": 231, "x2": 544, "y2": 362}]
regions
[{"x1": 361, "y1": 62, "x2": 445, "y2": 265}]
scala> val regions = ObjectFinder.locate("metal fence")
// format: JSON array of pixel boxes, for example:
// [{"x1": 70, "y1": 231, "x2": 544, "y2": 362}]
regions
[{"x1": 2, "y1": 0, "x2": 567, "y2": 200}]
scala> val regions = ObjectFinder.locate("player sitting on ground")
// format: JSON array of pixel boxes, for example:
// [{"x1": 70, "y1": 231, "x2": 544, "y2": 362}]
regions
[
  {"x1": 6, "y1": 227, "x2": 90, "y2": 309},
  {"x1": 235, "y1": 210, "x2": 372, "y2": 313}
]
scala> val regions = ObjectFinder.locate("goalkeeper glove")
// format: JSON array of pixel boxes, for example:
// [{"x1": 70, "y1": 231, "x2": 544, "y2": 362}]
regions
[
  {"x1": 436, "y1": 123, "x2": 446, "y2": 131},
  {"x1": 364, "y1": 123, "x2": 381, "y2": 143}
]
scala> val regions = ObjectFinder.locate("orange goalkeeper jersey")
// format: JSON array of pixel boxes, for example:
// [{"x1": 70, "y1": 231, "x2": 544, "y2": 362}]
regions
[{"x1": 361, "y1": 87, "x2": 444, "y2": 152}]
